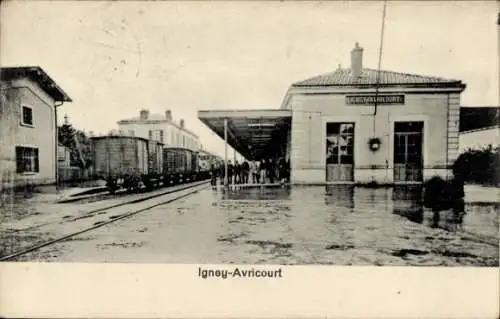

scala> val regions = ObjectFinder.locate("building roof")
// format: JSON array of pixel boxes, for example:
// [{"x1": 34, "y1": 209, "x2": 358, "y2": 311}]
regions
[
  {"x1": 89, "y1": 135, "x2": 164, "y2": 145},
  {"x1": 119, "y1": 113, "x2": 167, "y2": 122},
  {"x1": 117, "y1": 113, "x2": 199, "y2": 138},
  {"x1": 1, "y1": 66, "x2": 72, "y2": 102},
  {"x1": 292, "y1": 67, "x2": 466, "y2": 89},
  {"x1": 460, "y1": 106, "x2": 499, "y2": 132},
  {"x1": 198, "y1": 109, "x2": 292, "y2": 160}
]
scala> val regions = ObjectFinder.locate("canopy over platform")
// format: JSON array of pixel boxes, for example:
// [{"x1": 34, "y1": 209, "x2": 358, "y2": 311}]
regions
[{"x1": 198, "y1": 109, "x2": 292, "y2": 161}]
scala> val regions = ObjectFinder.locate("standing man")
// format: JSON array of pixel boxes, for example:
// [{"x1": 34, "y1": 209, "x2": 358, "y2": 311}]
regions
[
  {"x1": 250, "y1": 160, "x2": 258, "y2": 184},
  {"x1": 268, "y1": 158, "x2": 275, "y2": 184},
  {"x1": 227, "y1": 160, "x2": 234, "y2": 185},
  {"x1": 242, "y1": 160, "x2": 249, "y2": 184},
  {"x1": 234, "y1": 161, "x2": 240, "y2": 184},
  {"x1": 210, "y1": 161, "x2": 217, "y2": 189},
  {"x1": 219, "y1": 161, "x2": 226, "y2": 187},
  {"x1": 260, "y1": 159, "x2": 267, "y2": 184}
]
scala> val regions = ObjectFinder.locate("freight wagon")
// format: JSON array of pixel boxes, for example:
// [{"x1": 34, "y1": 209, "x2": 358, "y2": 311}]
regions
[
  {"x1": 163, "y1": 147, "x2": 198, "y2": 185},
  {"x1": 91, "y1": 136, "x2": 164, "y2": 193}
]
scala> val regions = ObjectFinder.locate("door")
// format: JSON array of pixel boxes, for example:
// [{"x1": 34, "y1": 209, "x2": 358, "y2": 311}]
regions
[
  {"x1": 393, "y1": 121, "x2": 423, "y2": 182},
  {"x1": 326, "y1": 123, "x2": 354, "y2": 181}
]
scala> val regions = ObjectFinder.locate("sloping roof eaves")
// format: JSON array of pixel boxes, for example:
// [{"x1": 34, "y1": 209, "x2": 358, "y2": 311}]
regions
[
  {"x1": 1, "y1": 66, "x2": 72, "y2": 102},
  {"x1": 292, "y1": 68, "x2": 466, "y2": 89}
]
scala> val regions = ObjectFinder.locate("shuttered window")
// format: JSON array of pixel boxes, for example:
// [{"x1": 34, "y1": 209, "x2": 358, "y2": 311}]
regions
[{"x1": 16, "y1": 147, "x2": 39, "y2": 173}]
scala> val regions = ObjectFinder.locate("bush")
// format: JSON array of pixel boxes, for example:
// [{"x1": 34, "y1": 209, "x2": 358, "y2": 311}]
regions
[{"x1": 453, "y1": 145, "x2": 500, "y2": 185}]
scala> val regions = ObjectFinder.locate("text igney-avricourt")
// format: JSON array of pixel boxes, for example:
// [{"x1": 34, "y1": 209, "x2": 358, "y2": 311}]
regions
[{"x1": 198, "y1": 267, "x2": 283, "y2": 279}]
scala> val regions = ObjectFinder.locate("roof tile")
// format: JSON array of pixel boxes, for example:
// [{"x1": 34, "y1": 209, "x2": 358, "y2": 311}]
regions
[{"x1": 292, "y1": 68, "x2": 463, "y2": 87}]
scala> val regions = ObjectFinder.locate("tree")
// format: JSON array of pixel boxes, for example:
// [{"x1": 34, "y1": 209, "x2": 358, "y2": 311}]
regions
[{"x1": 58, "y1": 118, "x2": 93, "y2": 169}]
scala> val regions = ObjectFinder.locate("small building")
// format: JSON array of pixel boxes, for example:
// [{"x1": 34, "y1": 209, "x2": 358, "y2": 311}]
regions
[
  {"x1": 117, "y1": 109, "x2": 201, "y2": 152},
  {"x1": 459, "y1": 126, "x2": 499, "y2": 152},
  {"x1": 458, "y1": 106, "x2": 499, "y2": 152},
  {"x1": 0, "y1": 66, "x2": 72, "y2": 188},
  {"x1": 57, "y1": 143, "x2": 71, "y2": 167},
  {"x1": 282, "y1": 43, "x2": 466, "y2": 184},
  {"x1": 199, "y1": 43, "x2": 467, "y2": 185}
]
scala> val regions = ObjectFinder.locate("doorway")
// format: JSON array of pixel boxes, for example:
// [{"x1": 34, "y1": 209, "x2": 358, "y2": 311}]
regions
[
  {"x1": 393, "y1": 121, "x2": 424, "y2": 182},
  {"x1": 326, "y1": 123, "x2": 354, "y2": 182}
]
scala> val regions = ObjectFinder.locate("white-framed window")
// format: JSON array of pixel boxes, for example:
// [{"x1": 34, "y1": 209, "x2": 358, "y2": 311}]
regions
[
  {"x1": 16, "y1": 146, "x2": 39, "y2": 173},
  {"x1": 21, "y1": 105, "x2": 34, "y2": 126}
]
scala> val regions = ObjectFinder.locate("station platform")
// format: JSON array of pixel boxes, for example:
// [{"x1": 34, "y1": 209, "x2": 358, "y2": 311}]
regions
[
  {"x1": 213, "y1": 182, "x2": 289, "y2": 190},
  {"x1": 198, "y1": 109, "x2": 291, "y2": 161}
]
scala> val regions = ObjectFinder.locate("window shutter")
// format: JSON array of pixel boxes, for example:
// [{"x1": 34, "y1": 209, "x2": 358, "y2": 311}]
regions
[
  {"x1": 16, "y1": 147, "x2": 23, "y2": 173},
  {"x1": 34, "y1": 148, "x2": 39, "y2": 172}
]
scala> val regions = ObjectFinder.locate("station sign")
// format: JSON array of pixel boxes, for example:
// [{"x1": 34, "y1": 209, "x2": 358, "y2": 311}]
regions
[{"x1": 346, "y1": 95, "x2": 405, "y2": 105}]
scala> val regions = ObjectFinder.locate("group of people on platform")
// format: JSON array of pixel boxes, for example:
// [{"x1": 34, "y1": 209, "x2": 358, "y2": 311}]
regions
[{"x1": 209, "y1": 158, "x2": 290, "y2": 187}]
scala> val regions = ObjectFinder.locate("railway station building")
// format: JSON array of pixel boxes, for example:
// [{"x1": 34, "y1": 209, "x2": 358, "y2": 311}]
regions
[
  {"x1": 199, "y1": 43, "x2": 467, "y2": 185},
  {"x1": 117, "y1": 109, "x2": 201, "y2": 152},
  {"x1": 0, "y1": 66, "x2": 72, "y2": 188}
]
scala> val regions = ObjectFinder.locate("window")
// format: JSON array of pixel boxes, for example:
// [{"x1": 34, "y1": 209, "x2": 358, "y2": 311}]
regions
[
  {"x1": 394, "y1": 122, "x2": 423, "y2": 165},
  {"x1": 21, "y1": 106, "x2": 33, "y2": 126},
  {"x1": 326, "y1": 123, "x2": 354, "y2": 164},
  {"x1": 128, "y1": 130, "x2": 135, "y2": 136},
  {"x1": 148, "y1": 130, "x2": 153, "y2": 140},
  {"x1": 16, "y1": 147, "x2": 39, "y2": 173},
  {"x1": 160, "y1": 130, "x2": 164, "y2": 143}
]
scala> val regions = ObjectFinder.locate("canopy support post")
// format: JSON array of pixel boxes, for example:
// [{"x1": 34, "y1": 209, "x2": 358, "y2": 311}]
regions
[{"x1": 224, "y1": 118, "x2": 228, "y2": 188}]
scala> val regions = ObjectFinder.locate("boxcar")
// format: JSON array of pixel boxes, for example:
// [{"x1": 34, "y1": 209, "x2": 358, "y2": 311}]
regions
[
  {"x1": 163, "y1": 147, "x2": 198, "y2": 185},
  {"x1": 91, "y1": 136, "x2": 164, "y2": 193}
]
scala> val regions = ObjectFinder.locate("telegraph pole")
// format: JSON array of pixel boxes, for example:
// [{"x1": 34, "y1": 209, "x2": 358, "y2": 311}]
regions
[{"x1": 224, "y1": 118, "x2": 228, "y2": 187}]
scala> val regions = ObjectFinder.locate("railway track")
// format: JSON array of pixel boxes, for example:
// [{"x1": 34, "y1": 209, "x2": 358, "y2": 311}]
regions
[
  {"x1": 14, "y1": 180, "x2": 210, "y2": 232},
  {"x1": 0, "y1": 180, "x2": 210, "y2": 261}
]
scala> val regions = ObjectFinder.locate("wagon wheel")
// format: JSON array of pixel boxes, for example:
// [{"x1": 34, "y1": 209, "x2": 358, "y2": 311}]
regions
[
  {"x1": 106, "y1": 179, "x2": 118, "y2": 194},
  {"x1": 122, "y1": 175, "x2": 131, "y2": 193},
  {"x1": 133, "y1": 175, "x2": 142, "y2": 192},
  {"x1": 143, "y1": 176, "x2": 154, "y2": 191}
]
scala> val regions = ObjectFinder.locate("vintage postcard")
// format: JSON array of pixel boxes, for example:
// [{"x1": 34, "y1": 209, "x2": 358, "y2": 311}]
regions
[{"x1": 0, "y1": 0, "x2": 498, "y2": 318}]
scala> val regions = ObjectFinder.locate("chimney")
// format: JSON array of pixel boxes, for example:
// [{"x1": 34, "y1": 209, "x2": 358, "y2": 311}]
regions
[
  {"x1": 165, "y1": 109, "x2": 172, "y2": 121},
  {"x1": 139, "y1": 109, "x2": 149, "y2": 120},
  {"x1": 350, "y1": 42, "x2": 364, "y2": 77},
  {"x1": 180, "y1": 119, "x2": 185, "y2": 128}
]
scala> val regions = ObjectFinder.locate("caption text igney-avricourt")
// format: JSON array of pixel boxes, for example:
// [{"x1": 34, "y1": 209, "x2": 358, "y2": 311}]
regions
[{"x1": 198, "y1": 266, "x2": 283, "y2": 279}]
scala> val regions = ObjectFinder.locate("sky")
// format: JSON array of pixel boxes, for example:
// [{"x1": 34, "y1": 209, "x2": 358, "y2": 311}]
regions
[{"x1": 1, "y1": 1, "x2": 498, "y2": 158}]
